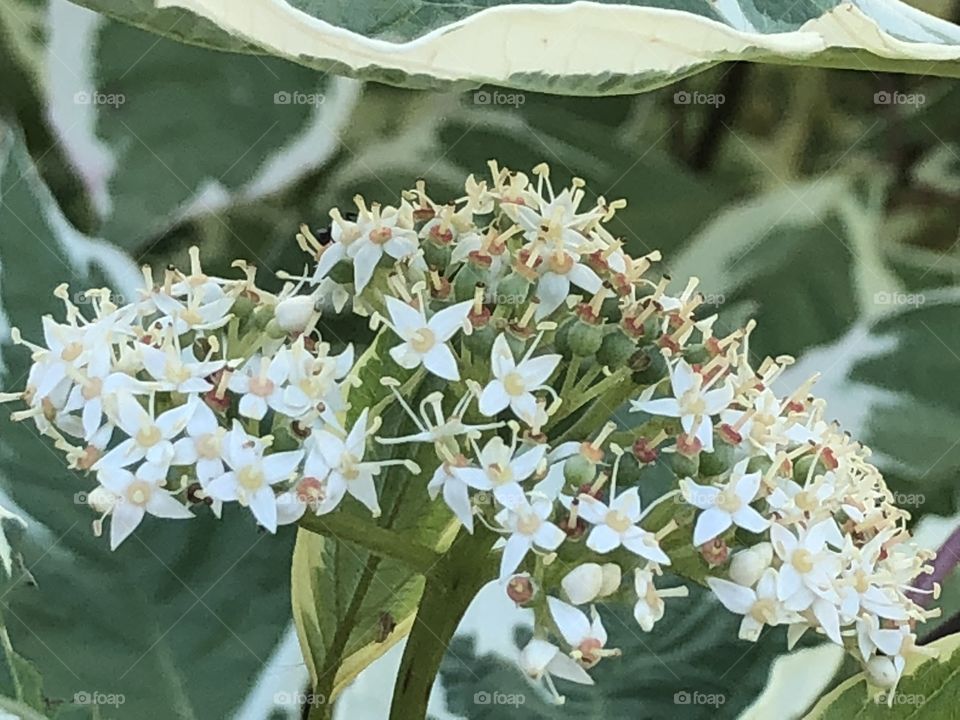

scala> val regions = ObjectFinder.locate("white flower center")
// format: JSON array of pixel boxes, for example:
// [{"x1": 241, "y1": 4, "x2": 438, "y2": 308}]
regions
[
  {"x1": 81, "y1": 377, "x2": 102, "y2": 401},
  {"x1": 679, "y1": 388, "x2": 706, "y2": 416},
  {"x1": 61, "y1": 342, "x2": 83, "y2": 362},
  {"x1": 249, "y1": 376, "x2": 275, "y2": 397},
  {"x1": 791, "y1": 548, "x2": 815, "y2": 574},
  {"x1": 125, "y1": 480, "x2": 153, "y2": 507},
  {"x1": 516, "y1": 512, "x2": 542, "y2": 536},
  {"x1": 196, "y1": 434, "x2": 221, "y2": 460},
  {"x1": 488, "y1": 463, "x2": 513, "y2": 486},
  {"x1": 605, "y1": 510, "x2": 633, "y2": 533},
  {"x1": 409, "y1": 328, "x2": 436, "y2": 354},
  {"x1": 369, "y1": 227, "x2": 392, "y2": 245},
  {"x1": 136, "y1": 424, "x2": 162, "y2": 448},
  {"x1": 237, "y1": 465, "x2": 265, "y2": 491},
  {"x1": 716, "y1": 491, "x2": 741, "y2": 514},
  {"x1": 503, "y1": 371, "x2": 527, "y2": 396},
  {"x1": 749, "y1": 598, "x2": 778, "y2": 624}
]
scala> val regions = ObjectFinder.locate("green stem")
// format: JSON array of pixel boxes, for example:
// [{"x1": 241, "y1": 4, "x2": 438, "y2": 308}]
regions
[
  {"x1": 388, "y1": 530, "x2": 494, "y2": 720},
  {"x1": 299, "y1": 512, "x2": 438, "y2": 573},
  {"x1": 557, "y1": 377, "x2": 638, "y2": 444}
]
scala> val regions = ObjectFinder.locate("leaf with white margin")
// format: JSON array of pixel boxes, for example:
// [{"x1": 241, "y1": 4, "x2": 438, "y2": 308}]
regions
[
  {"x1": 778, "y1": 288, "x2": 960, "y2": 518},
  {"x1": 44, "y1": 2, "x2": 358, "y2": 252},
  {"x1": 0, "y1": 122, "x2": 296, "y2": 719},
  {"x1": 803, "y1": 630, "x2": 960, "y2": 719},
  {"x1": 66, "y1": 0, "x2": 960, "y2": 96}
]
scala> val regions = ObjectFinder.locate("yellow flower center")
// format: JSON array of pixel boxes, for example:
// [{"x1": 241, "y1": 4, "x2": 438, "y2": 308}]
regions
[
  {"x1": 196, "y1": 434, "x2": 221, "y2": 460},
  {"x1": 605, "y1": 510, "x2": 633, "y2": 533},
  {"x1": 237, "y1": 466, "x2": 264, "y2": 491},
  {"x1": 136, "y1": 425, "x2": 162, "y2": 448},
  {"x1": 792, "y1": 548, "x2": 815, "y2": 574},
  {"x1": 61, "y1": 342, "x2": 83, "y2": 362},
  {"x1": 716, "y1": 491, "x2": 742, "y2": 513},
  {"x1": 516, "y1": 512, "x2": 542, "y2": 535},
  {"x1": 125, "y1": 480, "x2": 153, "y2": 507},
  {"x1": 409, "y1": 328, "x2": 436, "y2": 354}
]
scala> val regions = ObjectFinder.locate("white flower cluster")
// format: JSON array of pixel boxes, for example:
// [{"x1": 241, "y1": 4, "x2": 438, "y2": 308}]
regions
[{"x1": 2, "y1": 163, "x2": 935, "y2": 701}]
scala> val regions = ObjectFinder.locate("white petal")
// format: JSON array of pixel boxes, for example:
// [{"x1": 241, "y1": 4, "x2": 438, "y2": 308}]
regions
[
  {"x1": 347, "y1": 472, "x2": 381, "y2": 516},
  {"x1": 262, "y1": 451, "x2": 304, "y2": 484},
  {"x1": 110, "y1": 502, "x2": 145, "y2": 550},
  {"x1": 442, "y1": 476, "x2": 474, "y2": 532},
  {"x1": 422, "y1": 344, "x2": 460, "y2": 381},
  {"x1": 385, "y1": 296, "x2": 423, "y2": 339},
  {"x1": 707, "y1": 577, "x2": 755, "y2": 615},
  {"x1": 586, "y1": 525, "x2": 622, "y2": 554},
  {"x1": 499, "y1": 533, "x2": 532, "y2": 579},
  {"x1": 146, "y1": 492, "x2": 194, "y2": 520},
  {"x1": 478, "y1": 380, "x2": 509, "y2": 416},
  {"x1": 238, "y1": 393, "x2": 268, "y2": 421},
  {"x1": 248, "y1": 486, "x2": 278, "y2": 533},
  {"x1": 693, "y1": 507, "x2": 732, "y2": 546},
  {"x1": 547, "y1": 597, "x2": 590, "y2": 646},
  {"x1": 428, "y1": 301, "x2": 472, "y2": 341}
]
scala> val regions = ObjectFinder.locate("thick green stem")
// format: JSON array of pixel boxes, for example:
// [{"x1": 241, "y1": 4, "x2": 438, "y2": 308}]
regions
[
  {"x1": 299, "y1": 512, "x2": 438, "y2": 573},
  {"x1": 388, "y1": 530, "x2": 494, "y2": 720}
]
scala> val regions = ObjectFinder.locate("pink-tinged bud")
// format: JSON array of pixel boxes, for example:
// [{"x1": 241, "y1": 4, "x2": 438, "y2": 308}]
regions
[
  {"x1": 821, "y1": 447, "x2": 839, "y2": 470},
  {"x1": 676, "y1": 433, "x2": 703, "y2": 458},
  {"x1": 296, "y1": 477, "x2": 327, "y2": 505},
  {"x1": 506, "y1": 575, "x2": 535, "y2": 605},
  {"x1": 718, "y1": 423, "x2": 742, "y2": 446},
  {"x1": 699, "y1": 537, "x2": 729, "y2": 567}
]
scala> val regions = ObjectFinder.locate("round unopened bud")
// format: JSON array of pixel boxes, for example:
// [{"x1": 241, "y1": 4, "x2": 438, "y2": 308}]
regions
[
  {"x1": 729, "y1": 542, "x2": 773, "y2": 587},
  {"x1": 562, "y1": 563, "x2": 604, "y2": 605},
  {"x1": 275, "y1": 295, "x2": 316, "y2": 332},
  {"x1": 87, "y1": 486, "x2": 116, "y2": 514},
  {"x1": 564, "y1": 455, "x2": 595, "y2": 486},
  {"x1": 866, "y1": 655, "x2": 900, "y2": 689},
  {"x1": 699, "y1": 436, "x2": 734, "y2": 477},
  {"x1": 568, "y1": 320, "x2": 604, "y2": 357},
  {"x1": 597, "y1": 330, "x2": 635, "y2": 369},
  {"x1": 599, "y1": 563, "x2": 622, "y2": 597},
  {"x1": 506, "y1": 574, "x2": 535, "y2": 605}
]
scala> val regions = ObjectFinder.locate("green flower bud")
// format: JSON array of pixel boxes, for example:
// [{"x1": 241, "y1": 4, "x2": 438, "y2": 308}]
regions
[
  {"x1": 699, "y1": 436, "x2": 734, "y2": 477},
  {"x1": 494, "y1": 271, "x2": 532, "y2": 308},
  {"x1": 683, "y1": 343, "x2": 711, "y2": 365},
  {"x1": 231, "y1": 294, "x2": 255, "y2": 319},
  {"x1": 463, "y1": 322, "x2": 496, "y2": 357},
  {"x1": 747, "y1": 455, "x2": 773, "y2": 475},
  {"x1": 564, "y1": 454, "x2": 595, "y2": 486},
  {"x1": 631, "y1": 348, "x2": 667, "y2": 385},
  {"x1": 553, "y1": 318, "x2": 575, "y2": 357},
  {"x1": 265, "y1": 318, "x2": 287, "y2": 339},
  {"x1": 423, "y1": 238, "x2": 453, "y2": 270},
  {"x1": 616, "y1": 454, "x2": 643, "y2": 486},
  {"x1": 568, "y1": 320, "x2": 604, "y2": 357},
  {"x1": 453, "y1": 261, "x2": 489, "y2": 302},
  {"x1": 669, "y1": 450, "x2": 699, "y2": 478},
  {"x1": 597, "y1": 329, "x2": 636, "y2": 369},
  {"x1": 793, "y1": 454, "x2": 826, "y2": 484}
]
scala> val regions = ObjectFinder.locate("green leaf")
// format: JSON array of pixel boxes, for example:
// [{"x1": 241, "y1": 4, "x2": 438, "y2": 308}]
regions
[
  {"x1": 0, "y1": 122, "x2": 294, "y2": 719},
  {"x1": 803, "y1": 631, "x2": 960, "y2": 718},
  {"x1": 69, "y1": 0, "x2": 960, "y2": 95},
  {"x1": 83, "y1": 19, "x2": 331, "y2": 252}
]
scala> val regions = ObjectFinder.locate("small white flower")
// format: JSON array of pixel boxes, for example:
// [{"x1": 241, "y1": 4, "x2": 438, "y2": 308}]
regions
[
  {"x1": 303, "y1": 409, "x2": 410, "y2": 518},
  {"x1": 708, "y1": 568, "x2": 801, "y2": 642},
  {"x1": 547, "y1": 598, "x2": 611, "y2": 667},
  {"x1": 229, "y1": 353, "x2": 292, "y2": 421},
  {"x1": 171, "y1": 399, "x2": 227, "y2": 516},
  {"x1": 770, "y1": 520, "x2": 842, "y2": 604},
  {"x1": 633, "y1": 567, "x2": 688, "y2": 632},
  {"x1": 152, "y1": 290, "x2": 234, "y2": 335},
  {"x1": 140, "y1": 342, "x2": 225, "y2": 394},
  {"x1": 454, "y1": 436, "x2": 546, "y2": 509},
  {"x1": 533, "y1": 247, "x2": 603, "y2": 319},
  {"x1": 95, "y1": 393, "x2": 197, "y2": 471},
  {"x1": 96, "y1": 462, "x2": 193, "y2": 549},
  {"x1": 428, "y1": 461, "x2": 475, "y2": 532},
  {"x1": 63, "y1": 370, "x2": 152, "y2": 441},
  {"x1": 205, "y1": 423, "x2": 304, "y2": 532},
  {"x1": 384, "y1": 297, "x2": 472, "y2": 381},
  {"x1": 478, "y1": 334, "x2": 560, "y2": 423},
  {"x1": 346, "y1": 206, "x2": 419, "y2": 292},
  {"x1": 574, "y1": 488, "x2": 669, "y2": 564},
  {"x1": 496, "y1": 498, "x2": 565, "y2": 579},
  {"x1": 519, "y1": 638, "x2": 594, "y2": 688},
  {"x1": 632, "y1": 358, "x2": 733, "y2": 452},
  {"x1": 682, "y1": 458, "x2": 768, "y2": 546}
]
